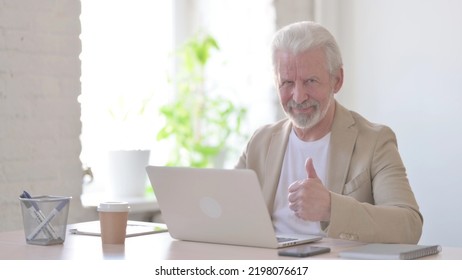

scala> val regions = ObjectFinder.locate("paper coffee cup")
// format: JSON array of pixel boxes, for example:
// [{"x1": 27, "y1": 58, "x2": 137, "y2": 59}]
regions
[{"x1": 97, "y1": 202, "x2": 130, "y2": 244}]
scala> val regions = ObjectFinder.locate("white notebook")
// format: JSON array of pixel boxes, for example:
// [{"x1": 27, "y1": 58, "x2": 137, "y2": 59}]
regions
[
  {"x1": 69, "y1": 220, "x2": 168, "y2": 237},
  {"x1": 339, "y1": 243, "x2": 442, "y2": 260}
]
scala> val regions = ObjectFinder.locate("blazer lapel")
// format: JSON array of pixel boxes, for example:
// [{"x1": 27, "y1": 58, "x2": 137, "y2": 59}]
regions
[
  {"x1": 262, "y1": 120, "x2": 292, "y2": 212},
  {"x1": 325, "y1": 102, "x2": 358, "y2": 195}
]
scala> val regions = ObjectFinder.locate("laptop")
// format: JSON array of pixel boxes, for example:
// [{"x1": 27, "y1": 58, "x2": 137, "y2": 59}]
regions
[{"x1": 146, "y1": 166, "x2": 323, "y2": 249}]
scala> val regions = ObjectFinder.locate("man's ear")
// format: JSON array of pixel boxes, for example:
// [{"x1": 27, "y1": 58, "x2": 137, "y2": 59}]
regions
[{"x1": 332, "y1": 67, "x2": 344, "y2": 94}]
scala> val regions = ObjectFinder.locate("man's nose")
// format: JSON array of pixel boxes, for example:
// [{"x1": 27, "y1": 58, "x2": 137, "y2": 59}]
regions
[{"x1": 292, "y1": 81, "x2": 308, "y2": 103}]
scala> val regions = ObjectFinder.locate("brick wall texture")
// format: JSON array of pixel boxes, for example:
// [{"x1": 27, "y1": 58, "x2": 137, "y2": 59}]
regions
[{"x1": 0, "y1": 0, "x2": 90, "y2": 231}]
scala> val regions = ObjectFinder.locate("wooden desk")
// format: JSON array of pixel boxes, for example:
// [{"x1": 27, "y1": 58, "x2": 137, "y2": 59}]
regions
[{"x1": 0, "y1": 222, "x2": 460, "y2": 260}]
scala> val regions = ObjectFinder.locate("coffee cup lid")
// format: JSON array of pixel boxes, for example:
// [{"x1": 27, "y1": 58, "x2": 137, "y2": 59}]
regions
[{"x1": 97, "y1": 201, "x2": 130, "y2": 212}]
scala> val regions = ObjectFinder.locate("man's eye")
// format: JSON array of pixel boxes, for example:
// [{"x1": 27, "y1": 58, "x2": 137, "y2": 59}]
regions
[
  {"x1": 280, "y1": 81, "x2": 294, "y2": 88},
  {"x1": 305, "y1": 79, "x2": 317, "y2": 84}
]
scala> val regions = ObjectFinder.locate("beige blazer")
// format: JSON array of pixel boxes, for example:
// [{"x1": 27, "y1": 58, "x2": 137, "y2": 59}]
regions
[{"x1": 236, "y1": 101, "x2": 423, "y2": 244}]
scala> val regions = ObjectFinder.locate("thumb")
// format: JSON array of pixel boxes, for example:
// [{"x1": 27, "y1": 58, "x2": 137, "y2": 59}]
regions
[{"x1": 305, "y1": 157, "x2": 319, "y2": 179}]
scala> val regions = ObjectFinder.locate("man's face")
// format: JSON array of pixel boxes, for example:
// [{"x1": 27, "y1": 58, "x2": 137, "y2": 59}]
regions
[{"x1": 275, "y1": 48, "x2": 341, "y2": 131}]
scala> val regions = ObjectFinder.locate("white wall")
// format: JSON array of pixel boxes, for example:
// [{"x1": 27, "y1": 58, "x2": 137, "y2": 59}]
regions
[
  {"x1": 325, "y1": 0, "x2": 462, "y2": 246},
  {"x1": 0, "y1": 0, "x2": 92, "y2": 231}
]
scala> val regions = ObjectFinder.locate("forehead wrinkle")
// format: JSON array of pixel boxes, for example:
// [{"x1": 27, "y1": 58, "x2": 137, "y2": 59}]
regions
[
  {"x1": 276, "y1": 49, "x2": 329, "y2": 82},
  {"x1": 276, "y1": 52, "x2": 298, "y2": 81}
]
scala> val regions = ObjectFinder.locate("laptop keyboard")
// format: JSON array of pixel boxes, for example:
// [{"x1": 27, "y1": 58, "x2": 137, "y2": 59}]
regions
[{"x1": 277, "y1": 237, "x2": 297, "y2": 242}]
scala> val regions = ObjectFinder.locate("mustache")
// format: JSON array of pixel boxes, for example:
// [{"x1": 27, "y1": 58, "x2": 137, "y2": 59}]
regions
[{"x1": 287, "y1": 99, "x2": 319, "y2": 110}]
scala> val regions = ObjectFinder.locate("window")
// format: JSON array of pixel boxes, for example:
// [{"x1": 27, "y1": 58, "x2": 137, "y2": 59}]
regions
[
  {"x1": 79, "y1": 0, "x2": 276, "y2": 194},
  {"x1": 79, "y1": 0, "x2": 174, "y2": 191}
]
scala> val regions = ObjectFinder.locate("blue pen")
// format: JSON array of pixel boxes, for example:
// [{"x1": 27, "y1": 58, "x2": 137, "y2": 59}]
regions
[
  {"x1": 20, "y1": 191, "x2": 58, "y2": 240},
  {"x1": 27, "y1": 199, "x2": 69, "y2": 241}
]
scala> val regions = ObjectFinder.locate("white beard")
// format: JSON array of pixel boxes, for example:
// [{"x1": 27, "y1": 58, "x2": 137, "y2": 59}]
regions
[{"x1": 285, "y1": 93, "x2": 333, "y2": 130}]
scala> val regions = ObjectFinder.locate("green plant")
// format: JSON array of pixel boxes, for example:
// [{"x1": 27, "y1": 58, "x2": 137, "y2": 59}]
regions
[
  {"x1": 105, "y1": 92, "x2": 155, "y2": 150},
  {"x1": 157, "y1": 34, "x2": 247, "y2": 168},
  {"x1": 108, "y1": 94, "x2": 153, "y2": 123}
]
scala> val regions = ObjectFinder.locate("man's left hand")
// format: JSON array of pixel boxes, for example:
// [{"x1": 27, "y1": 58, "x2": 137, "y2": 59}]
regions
[{"x1": 287, "y1": 157, "x2": 331, "y2": 221}]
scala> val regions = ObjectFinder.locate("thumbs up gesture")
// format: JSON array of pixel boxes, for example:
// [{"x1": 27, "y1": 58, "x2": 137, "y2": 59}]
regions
[{"x1": 287, "y1": 158, "x2": 331, "y2": 221}]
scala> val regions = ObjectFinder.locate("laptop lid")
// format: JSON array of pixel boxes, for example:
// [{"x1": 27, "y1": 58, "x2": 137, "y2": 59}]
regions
[{"x1": 146, "y1": 166, "x2": 322, "y2": 248}]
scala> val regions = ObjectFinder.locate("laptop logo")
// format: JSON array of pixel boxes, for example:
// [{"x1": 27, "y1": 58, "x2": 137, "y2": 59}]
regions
[{"x1": 199, "y1": 196, "x2": 222, "y2": 218}]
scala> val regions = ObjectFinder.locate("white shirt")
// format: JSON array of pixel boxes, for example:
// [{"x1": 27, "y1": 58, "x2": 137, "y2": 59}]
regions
[{"x1": 272, "y1": 129, "x2": 331, "y2": 236}]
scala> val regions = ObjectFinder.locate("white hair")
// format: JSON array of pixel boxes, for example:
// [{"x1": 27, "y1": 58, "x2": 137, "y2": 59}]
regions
[{"x1": 271, "y1": 21, "x2": 343, "y2": 75}]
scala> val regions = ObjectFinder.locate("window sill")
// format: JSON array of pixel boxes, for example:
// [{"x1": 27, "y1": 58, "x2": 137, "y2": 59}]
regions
[{"x1": 80, "y1": 192, "x2": 159, "y2": 213}]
